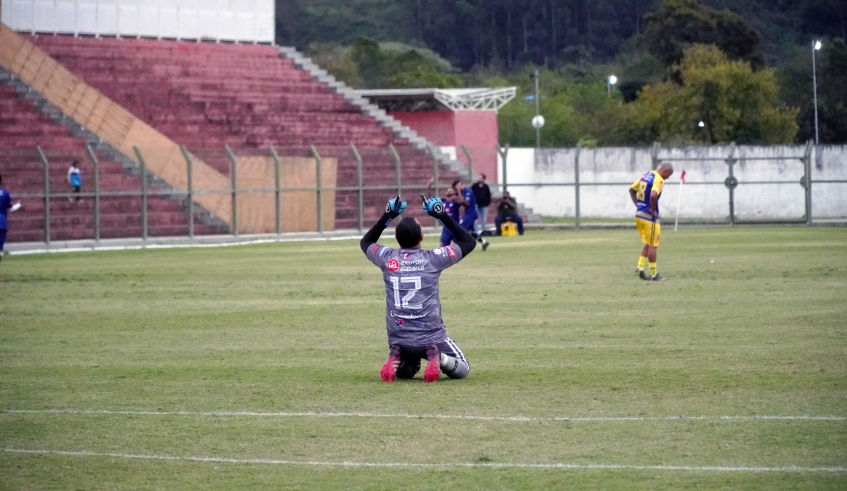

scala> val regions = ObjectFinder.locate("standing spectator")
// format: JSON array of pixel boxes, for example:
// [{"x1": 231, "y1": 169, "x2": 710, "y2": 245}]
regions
[
  {"x1": 494, "y1": 190, "x2": 524, "y2": 235},
  {"x1": 471, "y1": 173, "x2": 491, "y2": 236},
  {"x1": 67, "y1": 160, "x2": 82, "y2": 202},
  {"x1": 0, "y1": 173, "x2": 23, "y2": 265}
]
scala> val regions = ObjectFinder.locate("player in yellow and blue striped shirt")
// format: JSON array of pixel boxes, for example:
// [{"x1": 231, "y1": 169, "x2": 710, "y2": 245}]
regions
[{"x1": 629, "y1": 163, "x2": 674, "y2": 281}]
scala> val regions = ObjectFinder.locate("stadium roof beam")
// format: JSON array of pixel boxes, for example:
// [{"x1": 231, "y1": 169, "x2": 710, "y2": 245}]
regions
[{"x1": 356, "y1": 87, "x2": 516, "y2": 113}]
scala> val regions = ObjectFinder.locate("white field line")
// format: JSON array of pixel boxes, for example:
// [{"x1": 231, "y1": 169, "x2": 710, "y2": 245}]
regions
[
  {"x1": 2, "y1": 449, "x2": 845, "y2": 473},
  {"x1": 4, "y1": 409, "x2": 845, "y2": 422},
  {"x1": 7, "y1": 234, "x2": 364, "y2": 256}
]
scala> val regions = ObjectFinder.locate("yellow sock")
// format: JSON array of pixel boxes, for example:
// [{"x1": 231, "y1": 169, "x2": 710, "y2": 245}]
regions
[
  {"x1": 649, "y1": 262, "x2": 657, "y2": 277},
  {"x1": 637, "y1": 256, "x2": 647, "y2": 270}
]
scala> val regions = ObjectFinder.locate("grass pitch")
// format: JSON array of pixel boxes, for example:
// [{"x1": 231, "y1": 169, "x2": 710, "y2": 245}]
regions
[{"x1": 1, "y1": 226, "x2": 845, "y2": 490}]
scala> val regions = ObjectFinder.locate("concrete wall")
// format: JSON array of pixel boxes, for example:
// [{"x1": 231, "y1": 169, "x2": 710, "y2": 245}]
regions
[
  {"x1": 498, "y1": 145, "x2": 847, "y2": 221},
  {"x1": 1, "y1": 0, "x2": 274, "y2": 43}
]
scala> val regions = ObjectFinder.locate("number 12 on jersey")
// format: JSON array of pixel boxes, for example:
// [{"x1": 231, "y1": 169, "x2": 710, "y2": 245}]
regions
[{"x1": 389, "y1": 276, "x2": 422, "y2": 310}]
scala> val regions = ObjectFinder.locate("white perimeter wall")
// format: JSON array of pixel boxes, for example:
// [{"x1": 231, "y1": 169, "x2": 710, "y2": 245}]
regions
[
  {"x1": 497, "y1": 145, "x2": 847, "y2": 221},
  {"x1": 1, "y1": 0, "x2": 274, "y2": 43}
]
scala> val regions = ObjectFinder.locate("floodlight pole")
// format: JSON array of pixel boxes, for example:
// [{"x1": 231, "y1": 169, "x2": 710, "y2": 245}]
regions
[
  {"x1": 534, "y1": 69, "x2": 540, "y2": 149},
  {"x1": 812, "y1": 40, "x2": 821, "y2": 145}
]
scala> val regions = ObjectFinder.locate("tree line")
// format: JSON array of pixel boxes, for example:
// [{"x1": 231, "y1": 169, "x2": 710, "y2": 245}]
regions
[{"x1": 276, "y1": 0, "x2": 847, "y2": 145}]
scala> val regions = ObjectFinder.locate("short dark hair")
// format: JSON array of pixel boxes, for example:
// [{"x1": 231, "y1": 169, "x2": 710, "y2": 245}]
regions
[
  {"x1": 452, "y1": 179, "x2": 461, "y2": 188},
  {"x1": 72, "y1": 160, "x2": 79, "y2": 167},
  {"x1": 395, "y1": 217, "x2": 422, "y2": 248}
]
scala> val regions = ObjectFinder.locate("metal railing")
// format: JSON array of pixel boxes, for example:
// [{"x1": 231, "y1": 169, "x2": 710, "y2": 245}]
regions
[{"x1": 2, "y1": 142, "x2": 465, "y2": 245}]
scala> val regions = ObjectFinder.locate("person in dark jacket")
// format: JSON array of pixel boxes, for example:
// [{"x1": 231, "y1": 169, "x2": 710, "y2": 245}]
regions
[{"x1": 471, "y1": 173, "x2": 491, "y2": 236}]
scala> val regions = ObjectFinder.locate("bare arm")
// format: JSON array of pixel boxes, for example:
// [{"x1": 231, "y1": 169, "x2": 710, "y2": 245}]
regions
[
  {"x1": 629, "y1": 188, "x2": 638, "y2": 206},
  {"x1": 650, "y1": 190, "x2": 660, "y2": 218}
]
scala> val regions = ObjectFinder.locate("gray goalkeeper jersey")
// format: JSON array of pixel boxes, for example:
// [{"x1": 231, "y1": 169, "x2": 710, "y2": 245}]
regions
[{"x1": 365, "y1": 243, "x2": 464, "y2": 346}]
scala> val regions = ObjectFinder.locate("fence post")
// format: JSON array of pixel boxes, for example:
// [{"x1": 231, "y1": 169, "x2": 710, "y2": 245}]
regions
[
  {"x1": 269, "y1": 145, "x2": 282, "y2": 235},
  {"x1": 574, "y1": 142, "x2": 582, "y2": 229},
  {"x1": 36, "y1": 146, "x2": 51, "y2": 245},
  {"x1": 427, "y1": 145, "x2": 439, "y2": 198},
  {"x1": 725, "y1": 142, "x2": 737, "y2": 226},
  {"x1": 351, "y1": 144, "x2": 364, "y2": 232},
  {"x1": 461, "y1": 144, "x2": 474, "y2": 183},
  {"x1": 179, "y1": 145, "x2": 195, "y2": 239},
  {"x1": 310, "y1": 145, "x2": 323, "y2": 234},
  {"x1": 132, "y1": 146, "x2": 149, "y2": 241},
  {"x1": 650, "y1": 142, "x2": 661, "y2": 170},
  {"x1": 497, "y1": 144, "x2": 509, "y2": 193},
  {"x1": 225, "y1": 145, "x2": 238, "y2": 236},
  {"x1": 389, "y1": 144, "x2": 402, "y2": 196},
  {"x1": 803, "y1": 140, "x2": 813, "y2": 226},
  {"x1": 86, "y1": 144, "x2": 101, "y2": 242}
]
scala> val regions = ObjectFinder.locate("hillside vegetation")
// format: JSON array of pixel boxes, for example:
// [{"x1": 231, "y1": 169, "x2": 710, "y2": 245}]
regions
[{"x1": 275, "y1": 0, "x2": 846, "y2": 145}]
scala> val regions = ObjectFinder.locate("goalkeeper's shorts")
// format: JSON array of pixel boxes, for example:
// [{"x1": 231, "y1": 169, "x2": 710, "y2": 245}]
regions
[{"x1": 635, "y1": 217, "x2": 661, "y2": 247}]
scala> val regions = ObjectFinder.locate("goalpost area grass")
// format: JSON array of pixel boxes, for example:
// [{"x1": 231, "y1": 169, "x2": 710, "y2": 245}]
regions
[{"x1": 1, "y1": 226, "x2": 845, "y2": 490}]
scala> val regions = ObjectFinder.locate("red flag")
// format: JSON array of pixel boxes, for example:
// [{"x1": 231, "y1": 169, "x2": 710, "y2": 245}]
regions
[{"x1": 680, "y1": 170, "x2": 686, "y2": 183}]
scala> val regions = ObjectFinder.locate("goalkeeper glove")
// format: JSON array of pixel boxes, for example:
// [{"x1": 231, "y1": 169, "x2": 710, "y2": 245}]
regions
[
  {"x1": 422, "y1": 197, "x2": 446, "y2": 218},
  {"x1": 385, "y1": 195, "x2": 407, "y2": 219}
]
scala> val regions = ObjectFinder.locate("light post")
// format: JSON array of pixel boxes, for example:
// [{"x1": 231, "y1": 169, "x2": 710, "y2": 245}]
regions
[
  {"x1": 812, "y1": 40, "x2": 822, "y2": 145},
  {"x1": 607, "y1": 75, "x2": 617, "y2": 97},
  {"x1": 530, "y1": 69, "x2": 544, "y2": 148},
  {"x1": 698, "y1": 120, "x2": 710, "y2": 144}
]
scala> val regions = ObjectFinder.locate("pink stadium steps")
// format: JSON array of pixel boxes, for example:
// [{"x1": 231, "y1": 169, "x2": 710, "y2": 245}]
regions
[
  {"x1": 25, "y1": 35, "x2": 463, "y2": 231},
  {"x1": 0, "y1": 84, "x2": 225, "y2": 242}
]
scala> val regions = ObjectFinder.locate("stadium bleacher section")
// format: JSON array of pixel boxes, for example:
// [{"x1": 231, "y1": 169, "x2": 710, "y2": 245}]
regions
[
  {"x1": 25, "y1": 35, "x2": 461, "y2": 231},
  {"x1": 0, "y1": 81, "x2": 226, "y2": 242}
]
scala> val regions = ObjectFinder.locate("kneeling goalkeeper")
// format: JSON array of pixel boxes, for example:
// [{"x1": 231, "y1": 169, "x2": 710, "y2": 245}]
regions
[{"x1": 361, "y1": 195, "x2": 477, "y2": 382}]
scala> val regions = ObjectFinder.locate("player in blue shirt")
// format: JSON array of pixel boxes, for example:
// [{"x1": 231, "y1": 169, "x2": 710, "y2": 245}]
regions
[
  {"x1": 452, "y1": 179, "x2": 489, "y2": 251},
  {"x1": 428, "y1": 178, "x2": 461, "y2": 247},
  {"x1": 0, "y1": 173, "x2": 23, "y2": 265}
]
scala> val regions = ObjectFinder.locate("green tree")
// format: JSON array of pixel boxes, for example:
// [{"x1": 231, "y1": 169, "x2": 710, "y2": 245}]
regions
[
  {"x1": 307, "y1": 38, "x2": 462, "y2": 89},
  {"x1": 643, "y1": 0, "x2": 765, "y2": 71},
  {"x1": 629, "y1": 44, "x2": 797, "y2": 144},
  {"x1": 493, "y1": 66, "x2": 630, "y2": 147}
]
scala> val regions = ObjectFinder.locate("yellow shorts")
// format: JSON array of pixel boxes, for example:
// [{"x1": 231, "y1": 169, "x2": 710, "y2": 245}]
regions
[{"x1": 635, "y1": 218, "x2": 660, "y2": 247}]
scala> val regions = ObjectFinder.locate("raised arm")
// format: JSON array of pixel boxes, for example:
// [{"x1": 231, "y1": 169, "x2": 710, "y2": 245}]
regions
[
  {"x1": 441, "y1": 214, "x2": 476, "y2": 257},
  {"x1": 360, "y1": 212, "x2": 393, "y2": 253},
  {"x1": 360, "y1": 196, "x2": 406, "y2": 253},
  {"x1": 423, "y1": 197, "x2": 475, "y2": 257}
]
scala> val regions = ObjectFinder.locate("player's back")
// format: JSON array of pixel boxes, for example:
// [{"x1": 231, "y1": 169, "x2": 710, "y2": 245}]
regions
[
  {"x1": 632, "y1": 171, "x2": 664, "y2": 220},
  {"x1": 366, "y1": 244, "x2": 463, "y2": 346}
]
